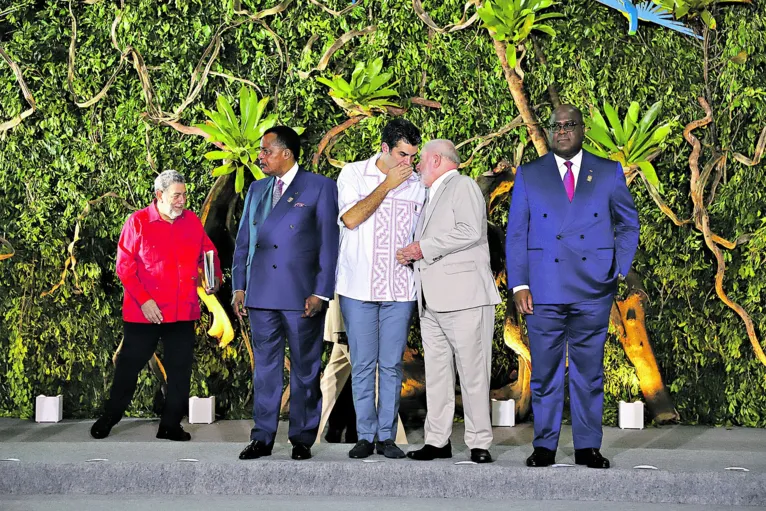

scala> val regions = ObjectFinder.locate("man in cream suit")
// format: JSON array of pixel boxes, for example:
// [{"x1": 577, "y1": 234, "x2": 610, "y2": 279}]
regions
[{"x1": 396, "y1": 139, "x2": 500, "y2": 464}]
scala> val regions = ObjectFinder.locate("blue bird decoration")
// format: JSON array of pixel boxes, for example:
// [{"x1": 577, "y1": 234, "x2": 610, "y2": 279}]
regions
[{"x1": 594, "y1": 0, "x2": 703, "y2": 39}]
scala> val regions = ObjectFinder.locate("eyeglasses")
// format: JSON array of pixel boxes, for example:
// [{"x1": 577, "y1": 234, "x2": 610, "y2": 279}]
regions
[{"x1": 547, "y1": 121, "x2": 581, "y2": 133}]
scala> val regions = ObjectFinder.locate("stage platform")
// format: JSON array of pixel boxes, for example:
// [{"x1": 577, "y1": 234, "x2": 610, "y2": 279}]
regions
[{"x1": 1, "y1": 418, "x2": 765, "y2": 508}]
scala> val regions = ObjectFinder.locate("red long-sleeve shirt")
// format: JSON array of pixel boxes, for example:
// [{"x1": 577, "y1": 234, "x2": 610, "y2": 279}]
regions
[{"x1": 116, "y1": 201, "x2": 222, "y2": 323}]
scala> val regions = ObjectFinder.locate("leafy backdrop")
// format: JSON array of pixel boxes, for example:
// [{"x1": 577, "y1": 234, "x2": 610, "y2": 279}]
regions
[{"x1": 1, "y1": 0, "x2": 765, "y2": 426}]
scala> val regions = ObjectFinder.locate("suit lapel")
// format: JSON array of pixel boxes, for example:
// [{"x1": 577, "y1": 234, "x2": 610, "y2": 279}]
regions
[
  {"x1": 252, "y1": 178, "x2": 274, "y2": 227},
  {"x1": 421, "y1": 172, "x2": 459, "y2": 233},
  {"x1": 260, "y1": 168, "x2": 306, "y2": 236}
]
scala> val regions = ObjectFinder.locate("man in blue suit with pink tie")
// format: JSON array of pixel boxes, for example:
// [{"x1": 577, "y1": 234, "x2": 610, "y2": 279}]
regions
[
  {"x1": 232, "y1": 126, "x2": 339, "y2": 461},
  {"x1": 506, "y1": 105, "x2": 640, "y2": 469}
]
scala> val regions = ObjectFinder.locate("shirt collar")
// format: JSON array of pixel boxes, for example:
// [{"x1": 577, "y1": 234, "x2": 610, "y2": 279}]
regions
[
  {"x1": 366, "y1": 153, "x2": 384, "y2": 177},
  {"x1": 428, "y1": 168, "x2": 459, "y2": 197},
  {"x1": 553, "y1": 150, "x2": 583, "y2": 175},
  {"x1": 277, "y1": 162, "x2": 300, "y2": 188}
]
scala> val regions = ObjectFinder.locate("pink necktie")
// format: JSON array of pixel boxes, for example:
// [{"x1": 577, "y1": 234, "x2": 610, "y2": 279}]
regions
[
  {"x1": 272, "y1": 179, "x2": 284, "y2": 207},
  {"x1": 563, "y1": 161, "x2": 575, "y2": 202}
]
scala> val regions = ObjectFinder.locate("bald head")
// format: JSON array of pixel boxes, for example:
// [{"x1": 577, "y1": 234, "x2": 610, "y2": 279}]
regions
[
  {"x1": 548, "y1": 104, "x2": 585, "y2": 159},
  {"x1": 417, "y1": 139, "x2": 461, "y2": 187}
]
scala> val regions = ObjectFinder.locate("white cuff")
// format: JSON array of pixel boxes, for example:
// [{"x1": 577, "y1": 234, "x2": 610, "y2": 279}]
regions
[{"x1": 512, "y1": 285, "x2": 530, "y2": 294}]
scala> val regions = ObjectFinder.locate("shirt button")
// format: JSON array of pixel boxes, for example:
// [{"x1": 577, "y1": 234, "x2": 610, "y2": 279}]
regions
[
  {"x1": 556, "y1": 235, "x2": 561, "y2": 240},
  {"x1": 580, "y1": 235, "x2": 585, "y2": 239},
  {"x1": 256, "y1": 243, "x2": 260, "y2": 248},
  {"x1": 543, "y1": 214, "x2": 548, "y2": 218},
  {"x1": 594, "y1": 213, "x2": 599, "y2": 217},
  {"x1": 582, "y1": 257, "x2": 587, "y2": 261},
  {"x1": 555, "y1": 258, "x2": 559, "y2": 263},
  {"x1": 290, "y1": 225, "x2": 294, "y2": 229},
  {"x1": 272, "y1": 264, "x2": 277, "y2": 269},
  {"x1": 274, "y1": 245, "x2": 278, "y2": 249}
]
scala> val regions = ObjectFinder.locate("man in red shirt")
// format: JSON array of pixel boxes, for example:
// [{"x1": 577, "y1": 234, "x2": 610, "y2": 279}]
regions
[{"x1": 91, "y1": 170, "x2": 222, "y2": 441}]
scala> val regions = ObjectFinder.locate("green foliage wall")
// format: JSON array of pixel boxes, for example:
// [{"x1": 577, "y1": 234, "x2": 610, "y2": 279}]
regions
[{"x1": 1, "y1": 0, "x2": 765, "y2": 425}]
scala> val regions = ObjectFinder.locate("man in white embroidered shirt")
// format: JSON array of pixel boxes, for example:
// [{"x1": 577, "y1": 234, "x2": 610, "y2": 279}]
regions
[{"x1": 336, "y1": 118, "x2": 426, "y2": 459}]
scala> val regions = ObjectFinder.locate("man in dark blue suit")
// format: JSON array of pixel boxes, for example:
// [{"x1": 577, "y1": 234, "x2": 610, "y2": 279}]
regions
[
  {"x1": 232, "y1": 126, "x2": 339, "y2": 461},
  {"x1": 506, "y1": 105, "x2": 640, "y2": 469}
]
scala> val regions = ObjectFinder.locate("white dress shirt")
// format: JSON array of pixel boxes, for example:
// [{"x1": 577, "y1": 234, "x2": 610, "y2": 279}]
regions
[
  {"x1": 512, "y1": 150, "x2": 583, "y2": 295},
  {"x1": 425, "y1": 168, "x2": 459, "y2": 215},
  {"x1": 275, "y1": 162, "x2": 299, "y2": 192},
  {"x1": 336, "y1": 154, "x2": 426, "y2": 302}
]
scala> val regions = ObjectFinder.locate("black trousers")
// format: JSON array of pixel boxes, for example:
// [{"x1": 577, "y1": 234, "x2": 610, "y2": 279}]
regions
[{"x1": 104, "y1": 321, "x2": 195, "y2": 428}]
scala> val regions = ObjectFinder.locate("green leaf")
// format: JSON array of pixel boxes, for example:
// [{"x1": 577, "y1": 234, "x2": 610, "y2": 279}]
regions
[
  {"x1": 700, "y1": 10, "x2": 716, "y2": 29},
  {"x1": 637, "y1": 161, "x2": 662, "y2": 193},
  {"x1": 638, "y1": 101, "x2": 663, "y2": 134},
  {"x1": 193, "y1": 122, "x2": 225, "y2": 141},
  {"x1": 234, "y1": 167, "x2": 244, "y2": 193},
  {"x1": 533, "y1": 24, "x2": 557, "y2": 38},
  {"x1": 515, "y1": 13, "x2": 536, "y2": 41},
  {"x1": 582, "y1": 142, "x2": 607, "y2": 157},
  {"x1": 211, "y1": 162, "x2": 233, "y2": 176},
  {"x1": 585, "y1": 125, "x2": 620, "y2": 153},
  {"x1": 247, "y1": 163, "x2": 265, "y2": 180},
  {"x1": 204, "y1": 150, "x2": 235, "y2": 161},
  {"x1": 589, "y1": 106, "x2": 609, "y2": 133},
  {"x1": 243, "y1": 96, "x2": 270, "y2": 141},
  {"x1": 651, "y1": 124, "x2": 672, "y2": 144},
  {"x1": 239, "y1": 86, "x2": 251, "y2": 129},
  {"x1": 216, "y1": 94, "x2": 239, "y2": 133},
  {"x1": 506, "y1": 44, "x2": 517, "y2": 69},
  {"x1": 603, "y1": 102, "x2": 625, "y2": 145}
]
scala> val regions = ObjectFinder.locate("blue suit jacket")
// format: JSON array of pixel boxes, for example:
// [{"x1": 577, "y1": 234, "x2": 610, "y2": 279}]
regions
[
  {"x1": 232, "y1": 168, "x2": 339, "y2": 311},
  {"x1": 505, "y1": 151, "x2": 640, "y2": 304}
]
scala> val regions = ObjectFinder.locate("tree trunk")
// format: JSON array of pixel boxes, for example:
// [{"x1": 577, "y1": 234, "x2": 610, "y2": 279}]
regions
[
  {"x1": 489, "y1": 311, "x2": 533, "y2": 419},
  {"x1": 611, "y1": 287, "x2": 679, "y2": 423},
  {"x1": 492, "y1": 39, "x2": 548, "y2": 157}
]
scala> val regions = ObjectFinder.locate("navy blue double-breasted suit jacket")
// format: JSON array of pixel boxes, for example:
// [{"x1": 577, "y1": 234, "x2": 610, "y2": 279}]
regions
[
  {"x1": 505, "y1": 151, "x2": 640, "y2": 304},
  {"x1": 232, "y1": 168, "x2": 339, "y2": 310}
]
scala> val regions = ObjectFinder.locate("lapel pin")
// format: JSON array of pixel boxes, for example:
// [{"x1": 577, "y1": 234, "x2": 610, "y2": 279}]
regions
[
  {"x1": 587, "y1": 175, "x2": 592, "y2": 182},
  {"x1": 287, "y1": 197, "x2": 294, "y2": 203}
]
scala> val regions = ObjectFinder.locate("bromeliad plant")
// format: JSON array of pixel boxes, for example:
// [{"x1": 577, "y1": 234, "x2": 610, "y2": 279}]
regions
[
  {"x1": 583, "y1": 101, "x2": 674, "y2": 192},
  {"x1": 477, "y1": 0, "x2": 562, "y2": 69},
  {"x1": 194, "y1": 86, "x2": 302, "y2": 193},
  {"x1": 315, "y1": 58, "x2": 400, "y2": 117},
  {"x1": 652, "y1": 0, "x2": 751, "y2": 29}
]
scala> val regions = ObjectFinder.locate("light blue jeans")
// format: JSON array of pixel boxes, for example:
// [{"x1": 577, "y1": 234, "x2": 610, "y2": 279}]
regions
[{"x1": 339, "y1": 296, "x2": 416, "y2": 443}]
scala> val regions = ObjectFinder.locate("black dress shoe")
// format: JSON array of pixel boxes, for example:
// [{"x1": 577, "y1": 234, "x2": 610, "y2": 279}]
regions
[
  {"x1": 156, "y1": 425, "x2": 191, "y2": 441},
  {"x1": 90, "y1": 415, "x2": 120, "y2": 439},
  {"x1": 526, "y1": 447, "x2": 556, "y2": 467},
  {"x1": 376, "y1": 439, "x2": 405, "y2": 459},
  {"x1": 470, "y1": 448, "x2": 493, "y2": 464},
  {"x1": 349, "y1": 440, "x2": 375, "y2": 459},
  {"x1": 324, "y1": 427, "x2": 343, "y2": 443},
  {"x1": 574, "y1": 448, "x2": 610, "y2": 469},
  {"x1": 292, "y1": 442, "x2": 312, "y2": 460},
  {"x1": 406, "y1": 441, "x2": 452, "y2": 461},
  {"x1": 239, "y1": 440, "x2": 274, "y2": 460}
]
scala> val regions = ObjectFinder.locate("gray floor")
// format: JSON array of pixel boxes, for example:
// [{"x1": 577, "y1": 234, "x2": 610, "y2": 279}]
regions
[
  {"x1": 2, "y1": 418, "x2": 766, "y2": 507},
  {"x1": 2, "y1": 417, "x2": 765, "y2": 473},
  {"x1": 0, "y1": 495, "x2": 763, "y2": 511}
]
